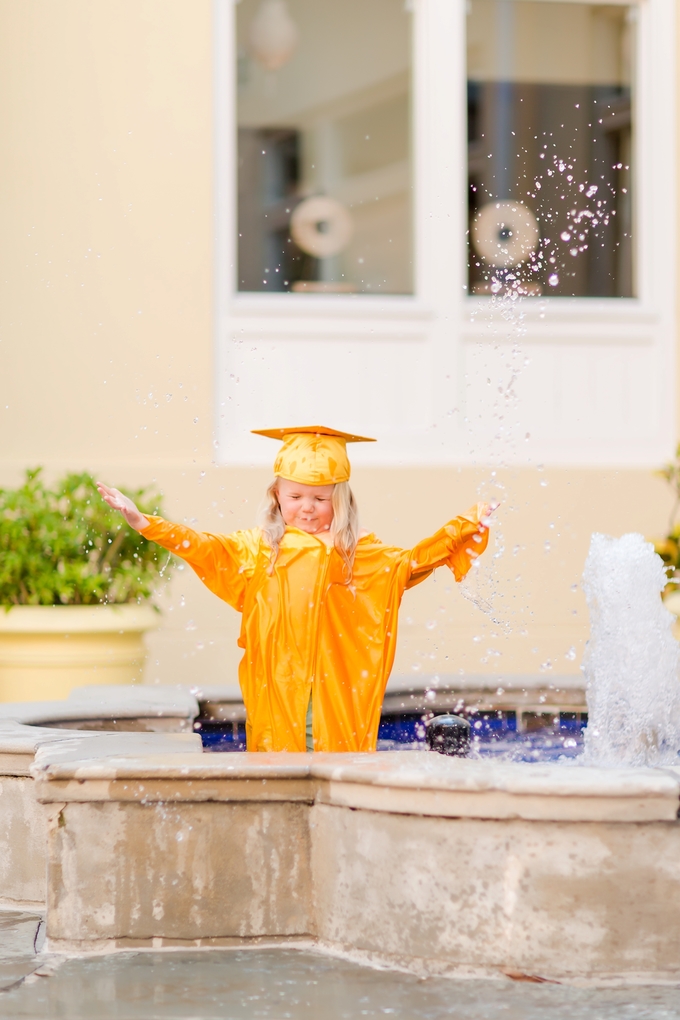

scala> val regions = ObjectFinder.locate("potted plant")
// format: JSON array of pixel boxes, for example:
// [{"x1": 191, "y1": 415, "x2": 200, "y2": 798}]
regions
[
  {"x1": 653, "y1": 444, "x2": 680, "y2": 633},
  {"x1": 0, "y1": 469, "x2": 173, "y2": 702}
]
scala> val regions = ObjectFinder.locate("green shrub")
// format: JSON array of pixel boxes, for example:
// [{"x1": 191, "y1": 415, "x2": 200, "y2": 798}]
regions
[
  {"x1": 654, "y1": 444, "x2": 680, "y2": 596},
  {"x1": 0, "y1": 469, "x2": 173, "y2": 606}
]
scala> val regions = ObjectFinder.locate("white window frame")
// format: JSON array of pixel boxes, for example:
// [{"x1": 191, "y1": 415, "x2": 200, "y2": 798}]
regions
[{"x1": 213, "y1": 0, "x2": 675, "y2": 467}]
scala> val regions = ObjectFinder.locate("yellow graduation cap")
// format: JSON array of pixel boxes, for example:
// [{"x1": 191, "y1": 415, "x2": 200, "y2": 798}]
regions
[{"x1": 252, "y1": 425, "x2": 376, "y2": 485}]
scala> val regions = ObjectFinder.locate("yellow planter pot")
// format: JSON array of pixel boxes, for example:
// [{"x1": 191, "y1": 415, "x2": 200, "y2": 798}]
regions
[{"x1": 0, "y1": 605, "x2": 159, "y2": 702}]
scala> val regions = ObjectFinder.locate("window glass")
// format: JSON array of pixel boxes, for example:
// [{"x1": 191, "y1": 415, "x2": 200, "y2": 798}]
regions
[
  {"x1": 236, "y1": 0, "x2": 413, "y2": 294},
  {"x1": 467, "y1": 0, "x2": 634, "y2": 297}
]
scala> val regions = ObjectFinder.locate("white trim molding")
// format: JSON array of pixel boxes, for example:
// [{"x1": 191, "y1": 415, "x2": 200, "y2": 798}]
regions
[{"x1": 213, "y1": 0, "x2": 676, "y2": 468}]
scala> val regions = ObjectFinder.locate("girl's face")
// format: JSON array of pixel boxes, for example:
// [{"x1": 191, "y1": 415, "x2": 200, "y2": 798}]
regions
[{"x1": 276, "y1": 477, "x2": 335, "y2": 534}]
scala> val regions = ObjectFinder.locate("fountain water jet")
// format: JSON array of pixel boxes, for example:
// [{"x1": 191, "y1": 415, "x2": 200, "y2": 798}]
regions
[{"x1": 582, "y1": 532, "x2": 680, "y2": 766}]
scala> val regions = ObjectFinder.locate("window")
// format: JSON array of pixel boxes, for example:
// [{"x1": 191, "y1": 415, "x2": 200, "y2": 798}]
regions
[
  {"x1": 216, "y1": 0, "x2": 675, "y2": 468},
  {"x1": 236, "y1": 0, "x2": 413, "y2": 294},
  {"x1": 467, "y1": 0, "x2": 634, "y2": 298}
]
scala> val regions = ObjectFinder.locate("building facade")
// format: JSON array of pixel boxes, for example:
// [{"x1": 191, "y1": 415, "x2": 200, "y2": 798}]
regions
[{"x1": 0, "y1": 0, "x2": 677, "y2": 689}]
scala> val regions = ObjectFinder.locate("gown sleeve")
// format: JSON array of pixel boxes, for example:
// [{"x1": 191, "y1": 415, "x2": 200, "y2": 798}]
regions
[
  {"x1": 404, "y1": 503, "x2": 490, "y2": 589},
  {"x1": 139, "y1": 515, "x2": 260, "y2": 611}
]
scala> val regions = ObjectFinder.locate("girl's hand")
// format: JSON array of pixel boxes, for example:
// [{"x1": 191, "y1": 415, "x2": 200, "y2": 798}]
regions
[
  {"x1": 96, "y1": 482, "x2": 149, "y2": 532},
  {"x1": 478, "y1": 501, "x2": 499, "y2": 529}
]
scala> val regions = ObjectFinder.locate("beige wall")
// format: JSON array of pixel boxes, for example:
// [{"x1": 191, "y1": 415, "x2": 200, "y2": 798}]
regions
[
  {"x1": 0, "y1": 1, "x2": 676, "y2": 690},
  {"x1": 0, "y1": 0, "x2": 213, "y2": 471}
]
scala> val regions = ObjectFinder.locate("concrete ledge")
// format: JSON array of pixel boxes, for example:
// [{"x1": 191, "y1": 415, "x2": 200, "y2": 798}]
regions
[
  {"x1": 32, "y1": 752, "x2": 680, "y2": 823},
  {"x1": 313, "y1": 755, "x2": 680, "y2": 822},
  {"x1": 0, "y1": 685, "x2": 199, "y2": 732},
  {"x1": 311, "y1": 806, "x2": 680, "y2": 979},
  {"x1": 28, "y1": 748, "x2": 680, "y2": 978},
  {"x1": 196, "y1": 677, "x2": 589, "y2": 723},
  {"x1": 0, "y1": 689, "x2": 678, "y2": 979},
  {"x1": 46, "y1": 799, "x2": 313, "y2": 943},
  {"x1": 0, "y1": 687, "x2": 203, "y2": 910},
  {"x1": 319, "y1": 782, "x2": 678, "y2": 822}
]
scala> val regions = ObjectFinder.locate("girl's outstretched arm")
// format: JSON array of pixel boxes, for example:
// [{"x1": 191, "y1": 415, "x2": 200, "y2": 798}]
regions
[
  {"x1": 405, "y1": 501, "x2": 497, "y2": 588},
  {"x1": 96, "y1": 482, "x2": 149, "y2": 531},
  {"x1": 96, "y1": 482, "x2": 258, "y2": 611}
]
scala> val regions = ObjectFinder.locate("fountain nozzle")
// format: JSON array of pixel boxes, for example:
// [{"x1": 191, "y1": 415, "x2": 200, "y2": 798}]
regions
[{"x1": 425, "y1": 714, "x2": 470, "y2": 757}]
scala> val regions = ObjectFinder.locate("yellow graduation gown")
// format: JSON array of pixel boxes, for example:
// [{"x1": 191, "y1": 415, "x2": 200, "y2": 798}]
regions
[{"x1": 140, "y1": 506, "x2": 489, "y2": 752}]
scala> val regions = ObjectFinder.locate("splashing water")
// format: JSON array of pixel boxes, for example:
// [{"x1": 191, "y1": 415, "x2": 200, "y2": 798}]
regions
[
  {"x1": 462, "y1": 144, "x2": 625, "y2": 638},
  {"x1": 581, "y1": 532, "x2": 680, "y2": 767},
  {"x1": 461, "y1": 286, "x2": 526, "y2": 634}
]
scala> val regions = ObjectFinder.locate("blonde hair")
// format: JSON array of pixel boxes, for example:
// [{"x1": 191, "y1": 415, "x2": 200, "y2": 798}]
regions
[{"x1": 257, "y1": 478, "x2": 360, "y2": 579}]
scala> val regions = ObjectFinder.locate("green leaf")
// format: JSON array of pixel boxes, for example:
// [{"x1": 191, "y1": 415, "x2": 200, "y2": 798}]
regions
[{"x1": 0, "y1": 469, "x2": 174, "y2": 606}]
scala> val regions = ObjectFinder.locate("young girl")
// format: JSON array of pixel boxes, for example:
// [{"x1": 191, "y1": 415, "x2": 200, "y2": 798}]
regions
[{"x1": 97, "y1": 426, "x2": 492, "y2": 754}]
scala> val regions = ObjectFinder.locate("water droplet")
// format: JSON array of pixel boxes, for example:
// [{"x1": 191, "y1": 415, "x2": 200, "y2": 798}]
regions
[{"x1": 548, "y1": 274, "x2": 559, "y2": 287}]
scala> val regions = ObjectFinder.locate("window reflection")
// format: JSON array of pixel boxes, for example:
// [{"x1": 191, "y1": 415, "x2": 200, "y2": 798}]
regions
[
  {"x1": 237, "y1": 0, "x2": 413, "y2": 294},
  {"x1": 467, "y1": 0, "x2": 634, "y2": 298}
]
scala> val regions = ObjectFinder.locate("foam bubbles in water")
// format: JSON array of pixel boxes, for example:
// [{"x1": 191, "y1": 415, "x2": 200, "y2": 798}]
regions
[{"x1": 581, "y1": 532, "x2": 680, "y2": 766}]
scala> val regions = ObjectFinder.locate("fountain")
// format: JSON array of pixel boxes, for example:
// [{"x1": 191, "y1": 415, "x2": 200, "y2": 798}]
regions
[
  {"x1": 0, "y1": 573, "x2": 678, "y2": 984},
  {"x1": 2, "y1": 313, "x2": 678, "y2": 979},
  {"x1": 0, "y1": 425, "x2": 678, "y2": 978},
  {"x1": 582, "y1": 533, "x2": 680, "y2": 767}
]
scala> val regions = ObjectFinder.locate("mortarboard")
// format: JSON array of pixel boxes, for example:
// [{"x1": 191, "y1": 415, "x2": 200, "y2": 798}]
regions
[{"x1": 252, "y1": 425, "x2": 376, "y2": 485}]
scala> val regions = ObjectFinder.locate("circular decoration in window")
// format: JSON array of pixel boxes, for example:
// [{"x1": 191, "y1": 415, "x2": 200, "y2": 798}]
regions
[
  {"x1": 290, "y1": 197, "x2": 354, "y2": 259},
  {"x1": 471, "y1": 200, "x2": 540, "y2": 268}
]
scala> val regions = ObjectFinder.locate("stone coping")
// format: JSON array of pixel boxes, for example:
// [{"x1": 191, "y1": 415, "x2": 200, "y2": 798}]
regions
[
  {"x1": 33, "y1": 750, "x2": 332, "y2": 780},
  {"x1": 0, "y1": 685, "x2": 199, "y2": 725},
  {"x1": 66, "y1": 683, "x2": 198, "y2": 710},
  {"x1": 0, "y1": 685, "x2": 676, "y2": 823},
  {"x1": 191, "y1": 685, "x2": 243, "y2": 703},
  {"x1": 31, "y1": 747, "x2": 680, "y2": 798},
  {"x1": 0, "y1": 723, "x2": 202, "y2": 776},
  {"x1": 313, "y1": 753, "x2": 680, "y2": 794},
  {"x1": 0, "y1": 686, "x2": 201, "y2": 774},
  {"x1": 314, "y1": 755, "x2": 680, "y2": 823},
  {"x1": 196, "y1": 679, "x2": 588, "y2": 724},
  {"x1": 196, "y1": 675, "x2": 586, "y2": 701},
  {"x1": 30, "y1": 750, "x2": 680, "y2": 823},
  {"x1": 0, "y1": 722, "x2": 72, "y2": 756},
  {"x1": 31, "y1": 731, "x2": 202, "y2": 764},
  {"x1": 384, "y1": 672, "x2": 585, "y2": 693}
]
